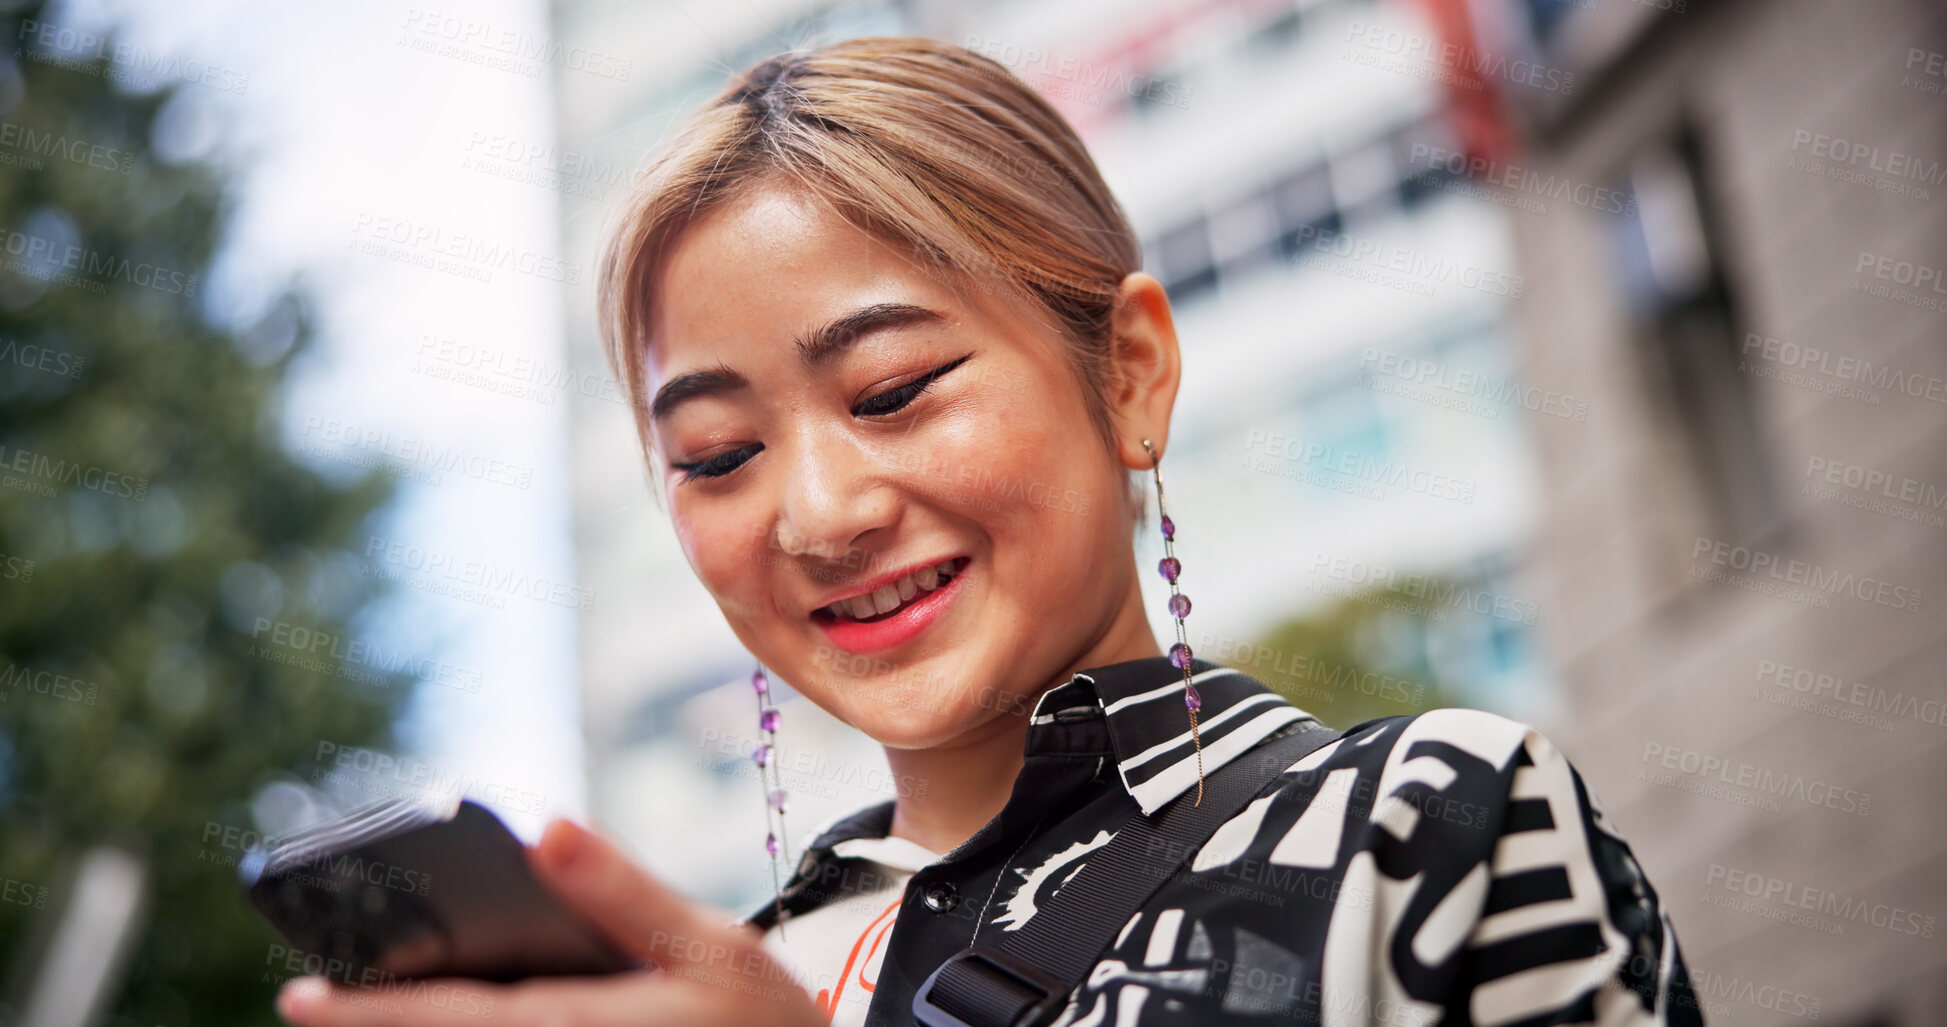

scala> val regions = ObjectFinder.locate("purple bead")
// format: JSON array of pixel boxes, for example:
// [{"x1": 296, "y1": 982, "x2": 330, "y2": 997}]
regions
[
  {"x1": 751, "y1": 669, "x2": 769, "y2": 695},
  {"x1": 1160, "y1": 515, "x2": 1175, "y2": 539},
  {"x1": 1169, "y1": 642, "x2": 1193, "y2": 669},
  {"x1": 1158, "y1": 557, "x2": 1181, "y2": 583},
  {"x1": 1168, "y1": 593, "x2": 1192, "y2": 619},
  {"x1": 765, "y1": 832, "x2": 779, "y2": 856},
  {"x1": 753, "y1": 743, "x2": 773, "y2": 767},
  {"x1": 759, "y1": 707, "x2": 780, "y2": 733},
  {"x1": 768, "y1": 788, "x2": 788, "y2": 813},
  {"x1": 1184, "y1": 684, "x2": 1203, "y2": 712}
]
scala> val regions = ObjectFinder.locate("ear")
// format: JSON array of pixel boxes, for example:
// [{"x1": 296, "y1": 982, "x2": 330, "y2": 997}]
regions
[{"x1": 1105, "y1": 272, "x2": 1183, "y2": 471}]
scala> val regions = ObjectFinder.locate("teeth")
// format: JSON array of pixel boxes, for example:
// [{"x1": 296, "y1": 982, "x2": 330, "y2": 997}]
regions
[
  {"x1": 825, "y1": 559, "x2": 964, "y2": 621},
  {"x1": 825, "y1": 557, "x2": 969, "y2": 623}
]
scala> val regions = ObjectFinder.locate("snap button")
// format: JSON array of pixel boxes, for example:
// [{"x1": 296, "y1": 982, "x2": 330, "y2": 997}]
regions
[{"x1": 922, "y1": 882, "x2": 959, "y2": 913}]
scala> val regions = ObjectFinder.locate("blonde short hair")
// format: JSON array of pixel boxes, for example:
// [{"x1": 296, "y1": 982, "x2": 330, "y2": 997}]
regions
[{"x1": 597, "y1": 36, "x2": 1142, "y2": 453}]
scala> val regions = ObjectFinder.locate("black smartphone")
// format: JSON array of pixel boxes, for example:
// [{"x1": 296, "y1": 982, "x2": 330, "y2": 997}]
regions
[{"x1": 242, "y1": 798, "x2": 638, "y2": 982}]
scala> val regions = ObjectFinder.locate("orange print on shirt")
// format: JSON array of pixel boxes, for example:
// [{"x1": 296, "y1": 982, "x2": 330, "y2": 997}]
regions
[{"x1": 815, "y1": 898, "x2": 902, "y2": 1023}]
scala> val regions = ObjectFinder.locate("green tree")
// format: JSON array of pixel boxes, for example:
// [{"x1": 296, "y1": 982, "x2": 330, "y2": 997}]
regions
[
  {"x1": 0, "y1": 6, "x2": 405, "y2": 1024},
  {"x1": 1224, "y1": 581, "x2": 1471, "y2": 730}
]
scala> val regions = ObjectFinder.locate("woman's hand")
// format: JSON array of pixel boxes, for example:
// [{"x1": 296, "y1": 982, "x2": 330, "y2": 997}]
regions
[{"x1": 275, "y1": 819, "x2": 825, "y2": 1027}]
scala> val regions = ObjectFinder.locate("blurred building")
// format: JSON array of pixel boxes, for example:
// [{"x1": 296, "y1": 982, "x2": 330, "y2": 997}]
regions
[
  {"x1": 922, "y1": 0, "x2": 1554, "y2": 719},
  {"x1": 552, "y1": 0, "x2": 1552, "y2": 912},
  {"x1": 1469, "y1": 0, "x2": 1947, "y2": 1022}
]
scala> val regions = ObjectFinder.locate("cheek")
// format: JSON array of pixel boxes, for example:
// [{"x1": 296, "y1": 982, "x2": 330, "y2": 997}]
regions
[
  {"x1": 974, "y1": 385, "x2": 1111, "y2": 529},
  {"x1": 913, "y1": 406, "x2": 1051, "y2": 533},
  {"x1": 671, "y1": 497, "x2": 770, "y2": 615}
]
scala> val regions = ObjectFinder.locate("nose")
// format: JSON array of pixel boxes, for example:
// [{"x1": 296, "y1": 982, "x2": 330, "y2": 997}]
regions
[{"x1": 772, "y1": 426, "x2": 899, "y2": 571}]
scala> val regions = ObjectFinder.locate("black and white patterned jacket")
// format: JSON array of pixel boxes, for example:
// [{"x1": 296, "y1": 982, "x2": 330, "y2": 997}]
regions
[{"x1": 744, "y1": 656, "x2": 1704, "y2": 1026}]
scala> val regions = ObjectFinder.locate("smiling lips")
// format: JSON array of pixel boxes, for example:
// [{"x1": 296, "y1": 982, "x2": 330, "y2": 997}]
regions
[
  {"x1": 812, "y1": 556, "x2": 969, "y2": 654},
  {"x1": 820, "y1": 558, "x2": 962, "y2": 621}
]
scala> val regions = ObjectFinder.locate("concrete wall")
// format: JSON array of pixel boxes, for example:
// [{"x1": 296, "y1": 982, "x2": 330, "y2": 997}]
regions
[{"x1": 1498, "y1": 1, "x2": 1947, "y2": 1022}]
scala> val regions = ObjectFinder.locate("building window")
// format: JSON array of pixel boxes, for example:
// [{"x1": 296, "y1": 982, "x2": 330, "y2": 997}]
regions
[
  {"x1": 1388, "y1": 119, "x2": 1458, "y2": 210},
  {"x1": 1520, "y1": 0, "x2": 1591, "y2": 49},
  {"x1": 1247, "y1": 3, "x2": 1304, "y2": 56},
  {"x1": 1272, "y1": 163, "x2": 1340, "y2": 260},
  {"x1": 1141, "y1": 115, "x2": 1452, "y2": 307},
  {"x1": 1154, "y1": 217, "x2": 1218, "y2": 303},
  {"x1": 1302, "y1": 369, "x2": 1394, "y2": 491},
  {"x1": 1332, "y1": 140, "x2": 1402, "y2": 224},
  {"x1": 1606, "y1": 122, "x2": 1779, "y2": 547}
]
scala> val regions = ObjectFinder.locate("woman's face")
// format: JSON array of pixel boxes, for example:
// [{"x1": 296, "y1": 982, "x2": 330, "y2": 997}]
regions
[{"x1": 642, "y1": 183, "x2": 1150, "y2": 749}]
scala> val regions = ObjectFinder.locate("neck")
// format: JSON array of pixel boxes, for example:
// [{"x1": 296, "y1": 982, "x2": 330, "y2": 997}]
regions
[{"x1": 882, "y1": 573, "x2": 1161, "y2": 855}]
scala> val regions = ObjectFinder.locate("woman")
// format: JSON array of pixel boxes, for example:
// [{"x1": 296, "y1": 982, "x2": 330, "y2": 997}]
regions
[{"x1": 277, "y1": 37, "x2": 1702, "y2": 1027}]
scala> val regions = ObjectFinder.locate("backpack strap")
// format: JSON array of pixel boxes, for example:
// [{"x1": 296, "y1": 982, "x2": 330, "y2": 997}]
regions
[{"x1": 911, "y1": 718, "x2": 1343, "y2": 1027}]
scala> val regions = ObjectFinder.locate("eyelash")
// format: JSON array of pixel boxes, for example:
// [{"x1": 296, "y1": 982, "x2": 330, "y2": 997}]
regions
[
  {"x1": 670, "y1": 354, "x2": 973, "y2": 482},
  {"x1": 852, "y1": 353, "x2": 971, "y2": 418},
  {"x1": 671, "y1": 446, "x2": 761, "y2": 482}
]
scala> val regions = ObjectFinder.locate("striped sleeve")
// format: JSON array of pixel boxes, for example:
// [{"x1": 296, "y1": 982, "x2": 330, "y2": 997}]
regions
[{"x1": 1460, "y1": 726, "x2": 1704, "y2": 1026}]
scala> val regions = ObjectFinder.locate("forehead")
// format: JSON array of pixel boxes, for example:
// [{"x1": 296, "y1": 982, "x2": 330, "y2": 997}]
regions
[{"x1": 645, "y1": 184, "x2": 956, "y2": 377}]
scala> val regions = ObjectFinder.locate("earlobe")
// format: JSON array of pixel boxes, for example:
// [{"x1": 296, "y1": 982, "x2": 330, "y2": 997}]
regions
[{"x1": 1107, "y1": 272, "x2": 1183, "y2": 471}]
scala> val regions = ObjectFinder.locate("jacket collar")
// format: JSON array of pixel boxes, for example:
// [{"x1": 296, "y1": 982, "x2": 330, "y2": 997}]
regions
[
  {"x1": 1029, "y1": 655, "x2": 1313, "y2": 814},
  {"x1": 744, "y1": 656, "x2": 1314, "y2": 928},
  {"x1": 795, "y1": 655, "x2": 1313, "y2": 848}
]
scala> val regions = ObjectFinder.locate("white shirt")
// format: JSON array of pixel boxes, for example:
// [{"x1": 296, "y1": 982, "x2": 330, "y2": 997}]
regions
[{"x1": 760, "y1": 834, "x2": 941, "y2": 1027}]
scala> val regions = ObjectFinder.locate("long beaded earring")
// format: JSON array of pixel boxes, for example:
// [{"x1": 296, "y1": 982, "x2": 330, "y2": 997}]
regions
[
  {"x1": 1142, "y1": 439, "x2": 1205, "y2": 806},
  {"x1": 751, "y1": 666, "x2": 790, "y2": 938}
]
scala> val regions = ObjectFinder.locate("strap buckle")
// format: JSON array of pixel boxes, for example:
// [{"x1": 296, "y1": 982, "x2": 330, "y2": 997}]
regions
[{"x1": 911, "y1": 944, "x2": 1072, "y2": 1027}]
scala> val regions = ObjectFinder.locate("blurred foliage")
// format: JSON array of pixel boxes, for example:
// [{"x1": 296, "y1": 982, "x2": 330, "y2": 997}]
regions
[
  {"x1": 0, "y1": 6, "x2": 405, "y2": 1026},
  {"x1": 1224, "y1": 581, "x2": 1471, "y2": 730}
]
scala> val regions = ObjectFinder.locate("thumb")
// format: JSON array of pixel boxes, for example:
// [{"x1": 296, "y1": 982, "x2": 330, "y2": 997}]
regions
[{"x1": 529, "y1": 818, "x2": 751, "y2": 970}]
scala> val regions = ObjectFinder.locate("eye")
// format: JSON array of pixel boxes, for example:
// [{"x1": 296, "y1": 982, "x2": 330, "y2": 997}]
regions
[
  {"x1": 853, "y1": 354, "x2": 972, "y2": 418},
  {"x1": 671, "y1": 444, "x2": 762, "y2": 482}
]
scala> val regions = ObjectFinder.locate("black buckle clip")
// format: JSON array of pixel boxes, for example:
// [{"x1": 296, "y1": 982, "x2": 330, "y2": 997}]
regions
[{"x1": 911, "y1": 944, "x2": 1071, "y2": 1027}]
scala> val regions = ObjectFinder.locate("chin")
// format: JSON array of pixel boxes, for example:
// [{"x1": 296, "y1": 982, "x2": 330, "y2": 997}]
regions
[{"x1": 841, "y1": 688, "x2": 987, "y2": 750}]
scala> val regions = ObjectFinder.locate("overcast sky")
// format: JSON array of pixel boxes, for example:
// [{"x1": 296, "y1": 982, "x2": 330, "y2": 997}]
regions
[{"x1": 66, "y1": 0, "x2": 588, "y2": 839}]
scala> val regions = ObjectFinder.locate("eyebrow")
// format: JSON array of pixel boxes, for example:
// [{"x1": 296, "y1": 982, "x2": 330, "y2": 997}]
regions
[
  {"x1": 650, "y1": 364, "x2": 747, "y2": 421},
  {"x1": 795, "y1": 302, "x2": 945, "y2": 368},
  {"x1": 650, "y1": 302, "x2": 946, "y2": 421}
]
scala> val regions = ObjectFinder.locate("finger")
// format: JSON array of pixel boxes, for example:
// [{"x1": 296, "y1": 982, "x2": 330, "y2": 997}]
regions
[
  {"x1": 528, "y1": 818, "x2": 750, "y2": 970},
  {"x1": 502, "y1": 964, "x2": 820, "y2": 1027},
  {"x1": 276, "y1": 975, "x2": 506, "y2": 1027},
  {"x1": 275, "y1": 953, "x2": 819, "y2": 1027},
  {"x1": 277, "y1": 973, "x2": 665, "y2": 1027}
]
